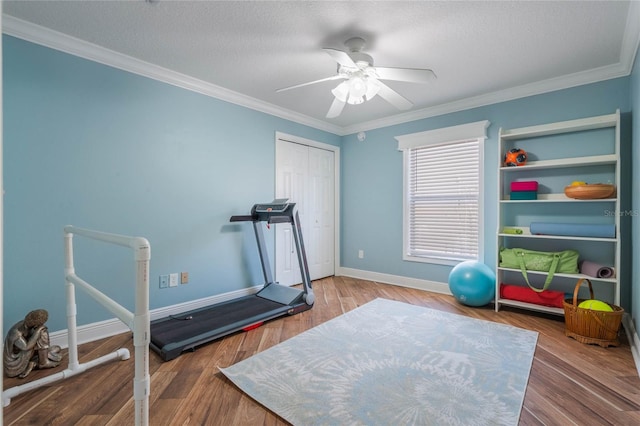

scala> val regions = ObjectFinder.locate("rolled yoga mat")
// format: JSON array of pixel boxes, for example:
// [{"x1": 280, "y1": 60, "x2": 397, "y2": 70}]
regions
[
  {"x1": 530, "y1": 222, "x2": 615, "y2": 238},
  {"x1": 580, "y1": 260, "x2": 615, "y2": 278},
  {"x1": 502, "y1": 227, "x2": 523, "y2": 234}
]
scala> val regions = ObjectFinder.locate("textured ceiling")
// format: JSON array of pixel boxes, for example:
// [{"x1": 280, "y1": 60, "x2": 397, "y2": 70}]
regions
[{"x1": 3, "y1": 1, "x2": 639, "y2": 134}]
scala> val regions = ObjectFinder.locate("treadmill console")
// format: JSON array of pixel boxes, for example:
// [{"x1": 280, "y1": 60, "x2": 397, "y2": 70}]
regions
[
  {"x1": 230, "y1": 199, "x2": 295, "y2": 223},
  {"x1": 254, "y1": 198, "x2": 289, "y2": 213}
]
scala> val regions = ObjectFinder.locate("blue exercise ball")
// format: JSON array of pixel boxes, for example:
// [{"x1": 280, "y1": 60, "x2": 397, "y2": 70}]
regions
[{"x1": 448, "y1": 261, "x2": 496, "y2": 307}]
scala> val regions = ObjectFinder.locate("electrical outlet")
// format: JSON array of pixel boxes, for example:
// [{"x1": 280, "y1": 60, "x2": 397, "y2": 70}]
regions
[
  {"x1": 358, "y1": 250, "x2": 364, "y2": 259},
  {"x1": 159, "y1": 275, "x2": 169, "y2": 289},
  {"x1": 169, "y1": 273, "x2": 179, "y2": 287},
  {"x1": 181, "y1": 272, "x2": 189, "y2": 284}
]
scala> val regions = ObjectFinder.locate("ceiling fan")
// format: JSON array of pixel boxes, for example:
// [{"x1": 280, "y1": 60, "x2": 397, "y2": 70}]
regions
[{"x1": 276, "y1": 37, "x2": 436, "y2": 118}]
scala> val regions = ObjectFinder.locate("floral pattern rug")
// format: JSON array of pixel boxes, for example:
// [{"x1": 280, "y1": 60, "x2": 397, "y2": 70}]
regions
[{"x1": 220, "y1": 298, "x2": 538, "y2": 425}]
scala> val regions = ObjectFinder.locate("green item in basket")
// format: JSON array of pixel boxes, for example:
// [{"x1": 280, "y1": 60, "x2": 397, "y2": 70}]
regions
[
  {"x1": 499, "y1": 247, "x2": 579, "y2": 293},
  {"x1": 502, "y1": 227, "x2": 523, "y2": 234}
]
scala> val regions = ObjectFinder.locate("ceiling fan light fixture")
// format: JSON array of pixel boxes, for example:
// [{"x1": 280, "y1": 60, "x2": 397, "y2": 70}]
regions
[
  {"x1": 331, "y1": 81, "x2": 349, "y2": 103},
  {"x1": 333, "y1": 77, "x2": 367, "y2": 105},
  {"x1": 284, "y1": 37, "x2": 435, "y2": 118},
  {"x1": 348, "y1": 76, "x2": 367, "y2": 98},
  {"x1": 347, "y1": 93, "x2": 365, "y2": 105},
  {"x1": 365, "y1": 78, "x2": 380, "y2": 101}
]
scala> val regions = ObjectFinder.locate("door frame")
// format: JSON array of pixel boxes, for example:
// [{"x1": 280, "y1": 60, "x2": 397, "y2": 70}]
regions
[{"x1": 275, "y1": 131, "x2": 340, "y2": 279}]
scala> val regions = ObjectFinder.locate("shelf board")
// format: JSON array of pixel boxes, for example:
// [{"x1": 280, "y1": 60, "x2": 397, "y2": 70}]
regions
[
  {"x1": 499, "y1": 154, "x2": 617, "y2": 171},
  {"x1": 496, "y1": 298, "x2": 564, "y2": 315},
  {"x1": 501, "y1": 193, "x2": 616, "y2": 202},
  {"x1": 498, "y1": 226, "x2": 617, "y2": 242},
  {"x1": 497, "y1": 267, "x2": 618, "y2": 283},
  {"x1": 499, "y1": 113, "x2": 618, "y2": 140}
]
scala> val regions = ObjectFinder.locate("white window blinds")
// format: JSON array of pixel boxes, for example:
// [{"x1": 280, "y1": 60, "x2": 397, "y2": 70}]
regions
[
  {"x1": 396, "y1": 120, "x2": 489, "y2": 264},
  {"x1": 406, "y1": 139, "x2": 480, "y2": 261}
]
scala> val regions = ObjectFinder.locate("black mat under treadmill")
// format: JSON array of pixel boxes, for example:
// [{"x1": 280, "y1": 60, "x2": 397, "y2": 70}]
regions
[{"x1": 150, "y1": 295, "x2": 290, "y2": 361}]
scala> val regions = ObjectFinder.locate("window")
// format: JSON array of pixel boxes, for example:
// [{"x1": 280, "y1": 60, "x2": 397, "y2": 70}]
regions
[{"x1": 396, "y1": 121, "x2": 490, "y2": 265}]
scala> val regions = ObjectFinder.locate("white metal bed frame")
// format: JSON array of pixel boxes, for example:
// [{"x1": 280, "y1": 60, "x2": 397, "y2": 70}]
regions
[{"x1": 2, "y1": 226, "x2": 151, "y2": 426}]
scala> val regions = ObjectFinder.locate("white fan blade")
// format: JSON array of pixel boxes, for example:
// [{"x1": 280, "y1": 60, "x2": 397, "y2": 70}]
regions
[
  {"x1": 323, "y1": 48, "x2": 358, "y2": 69},
  {"x1": 326, "y1": 97, "x2": 346, "y2": 118},
  {"x1": 276, "y1": 75, "x2": 344, "y2": 93},
  {"x1": 374, "y1": 67, "x2": 436, "y2": 83},
  {"x1": 375, "y1": 80, "x2": 413, "y2": 110}
]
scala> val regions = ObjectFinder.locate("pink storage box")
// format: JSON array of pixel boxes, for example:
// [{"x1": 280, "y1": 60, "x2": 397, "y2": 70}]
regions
[{"x1": 511, "y1": 181, "x2": 538, "y2": 192}]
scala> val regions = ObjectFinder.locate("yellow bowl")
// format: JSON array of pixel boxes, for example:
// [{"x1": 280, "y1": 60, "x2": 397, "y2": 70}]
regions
[{"x1": 564, "y1": 184, "x2": 616, "y2": 199}]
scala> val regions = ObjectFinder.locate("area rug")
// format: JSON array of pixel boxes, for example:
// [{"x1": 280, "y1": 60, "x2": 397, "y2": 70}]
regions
[{"x1": 219, "y1": 298, "x2": 538, "y2": 425}]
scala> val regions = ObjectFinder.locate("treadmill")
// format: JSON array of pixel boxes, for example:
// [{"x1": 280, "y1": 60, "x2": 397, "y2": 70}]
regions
[{"x1": 150, "y1": 199, "x2": 314, "y2": 361}]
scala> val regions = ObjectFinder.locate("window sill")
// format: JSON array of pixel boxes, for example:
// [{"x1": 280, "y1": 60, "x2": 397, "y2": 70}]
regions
[{"x1": 403, "y1": 254, "x2": 479, "y2": 267}]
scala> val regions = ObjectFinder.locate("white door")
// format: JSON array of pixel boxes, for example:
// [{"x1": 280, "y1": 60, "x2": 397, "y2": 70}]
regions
[
  {"x1": 307, "y1": 146, "x2": 335, "y2": 279},
  {"x1": 275, "y1": 137, "x2": 335, "y2": 285},
  {"x1": 275, "y1": 140, "x2": 308, "y2": 286}
]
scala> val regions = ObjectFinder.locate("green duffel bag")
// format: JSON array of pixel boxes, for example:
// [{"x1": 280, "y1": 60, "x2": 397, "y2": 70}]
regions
[{"x1": 499, "y1": 247, "x2": 579, "y2": 292}]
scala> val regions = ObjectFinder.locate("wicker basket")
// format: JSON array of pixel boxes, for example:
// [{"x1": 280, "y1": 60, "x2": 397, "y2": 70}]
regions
[{"x1": 563, "y1": 278, "x2": 623, "y2": 347}]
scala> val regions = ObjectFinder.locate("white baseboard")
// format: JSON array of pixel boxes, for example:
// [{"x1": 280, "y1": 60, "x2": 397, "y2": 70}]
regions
[
  {"x1": 337, "y1": 267, "x2": 451, "y2": 295},
  {"x1": 49, "y1": 269, "x2": 640, "y2": 379},
  {"x1": 50, "y1": 269, "x2": 448, "y2": 348},
  {"x1": 49, "y1": 285, "x2": 262, "y2": 349},
  {"x1": 622, "y1": 314, "x2": 640, "y2": 377}
]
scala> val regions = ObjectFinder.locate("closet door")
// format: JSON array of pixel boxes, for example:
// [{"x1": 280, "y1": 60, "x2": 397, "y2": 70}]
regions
[
  {"x1": 275, "y1": 138, "x2": 335, "y2": 286},
  {"x1": 275, "y1": 140, "x2": 308, "y2": 286},
  {"x1": 307, "y1": 146, "x2": 335, "y2": 279}
]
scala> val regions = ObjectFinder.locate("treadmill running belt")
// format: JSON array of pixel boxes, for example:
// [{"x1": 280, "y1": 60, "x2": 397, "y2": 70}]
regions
[{"x1": 150, "y1": 295, "x2": 288, "y2": 354}]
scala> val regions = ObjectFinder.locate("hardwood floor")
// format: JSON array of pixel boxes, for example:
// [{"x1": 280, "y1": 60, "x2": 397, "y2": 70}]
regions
[{"x1": 4, "y1": 276, "x2": 640, "y2": 425}]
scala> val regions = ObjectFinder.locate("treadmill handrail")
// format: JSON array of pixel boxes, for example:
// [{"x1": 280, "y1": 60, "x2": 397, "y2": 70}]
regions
[
  {"x1": 229, "y1": 214, "x2": 291, "y2": 224},
  {"x1": 229, "y1": 215, "x2": 254, "y2": 222}
]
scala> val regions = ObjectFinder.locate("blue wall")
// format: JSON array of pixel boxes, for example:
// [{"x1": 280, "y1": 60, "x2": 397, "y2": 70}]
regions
[
  {"x1": 631, "y1": 42, "x2": 640, "y2": 335},
  {"x1": 3, "y1": 34, "x2": 637, "y2": 334},
  {"x1": 341, "y1": 78, "x2": 632, "y2": 304},
  {"x1": 2, "y1": 35, "x2": 340, "y2": 332}
]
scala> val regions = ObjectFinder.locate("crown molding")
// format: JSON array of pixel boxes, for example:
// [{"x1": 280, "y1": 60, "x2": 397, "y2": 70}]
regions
[
  {"x1": 2, "y1": 15, "x2": 343, "y2": 136},
  {"x1": 3, "y1": 9, "x2": 639, "y2": 138},
  {"x1": 343, "y1": 60, "x2": 632, "y2": 135},
  {"x1": 621, "y1": 0, "x2": 640, "y2": 74}
]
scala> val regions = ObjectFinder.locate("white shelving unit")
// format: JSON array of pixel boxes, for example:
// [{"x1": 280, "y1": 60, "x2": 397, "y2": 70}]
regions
[{"x1": 495, "y1": 110, "x2": 620, "y2": 315}]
